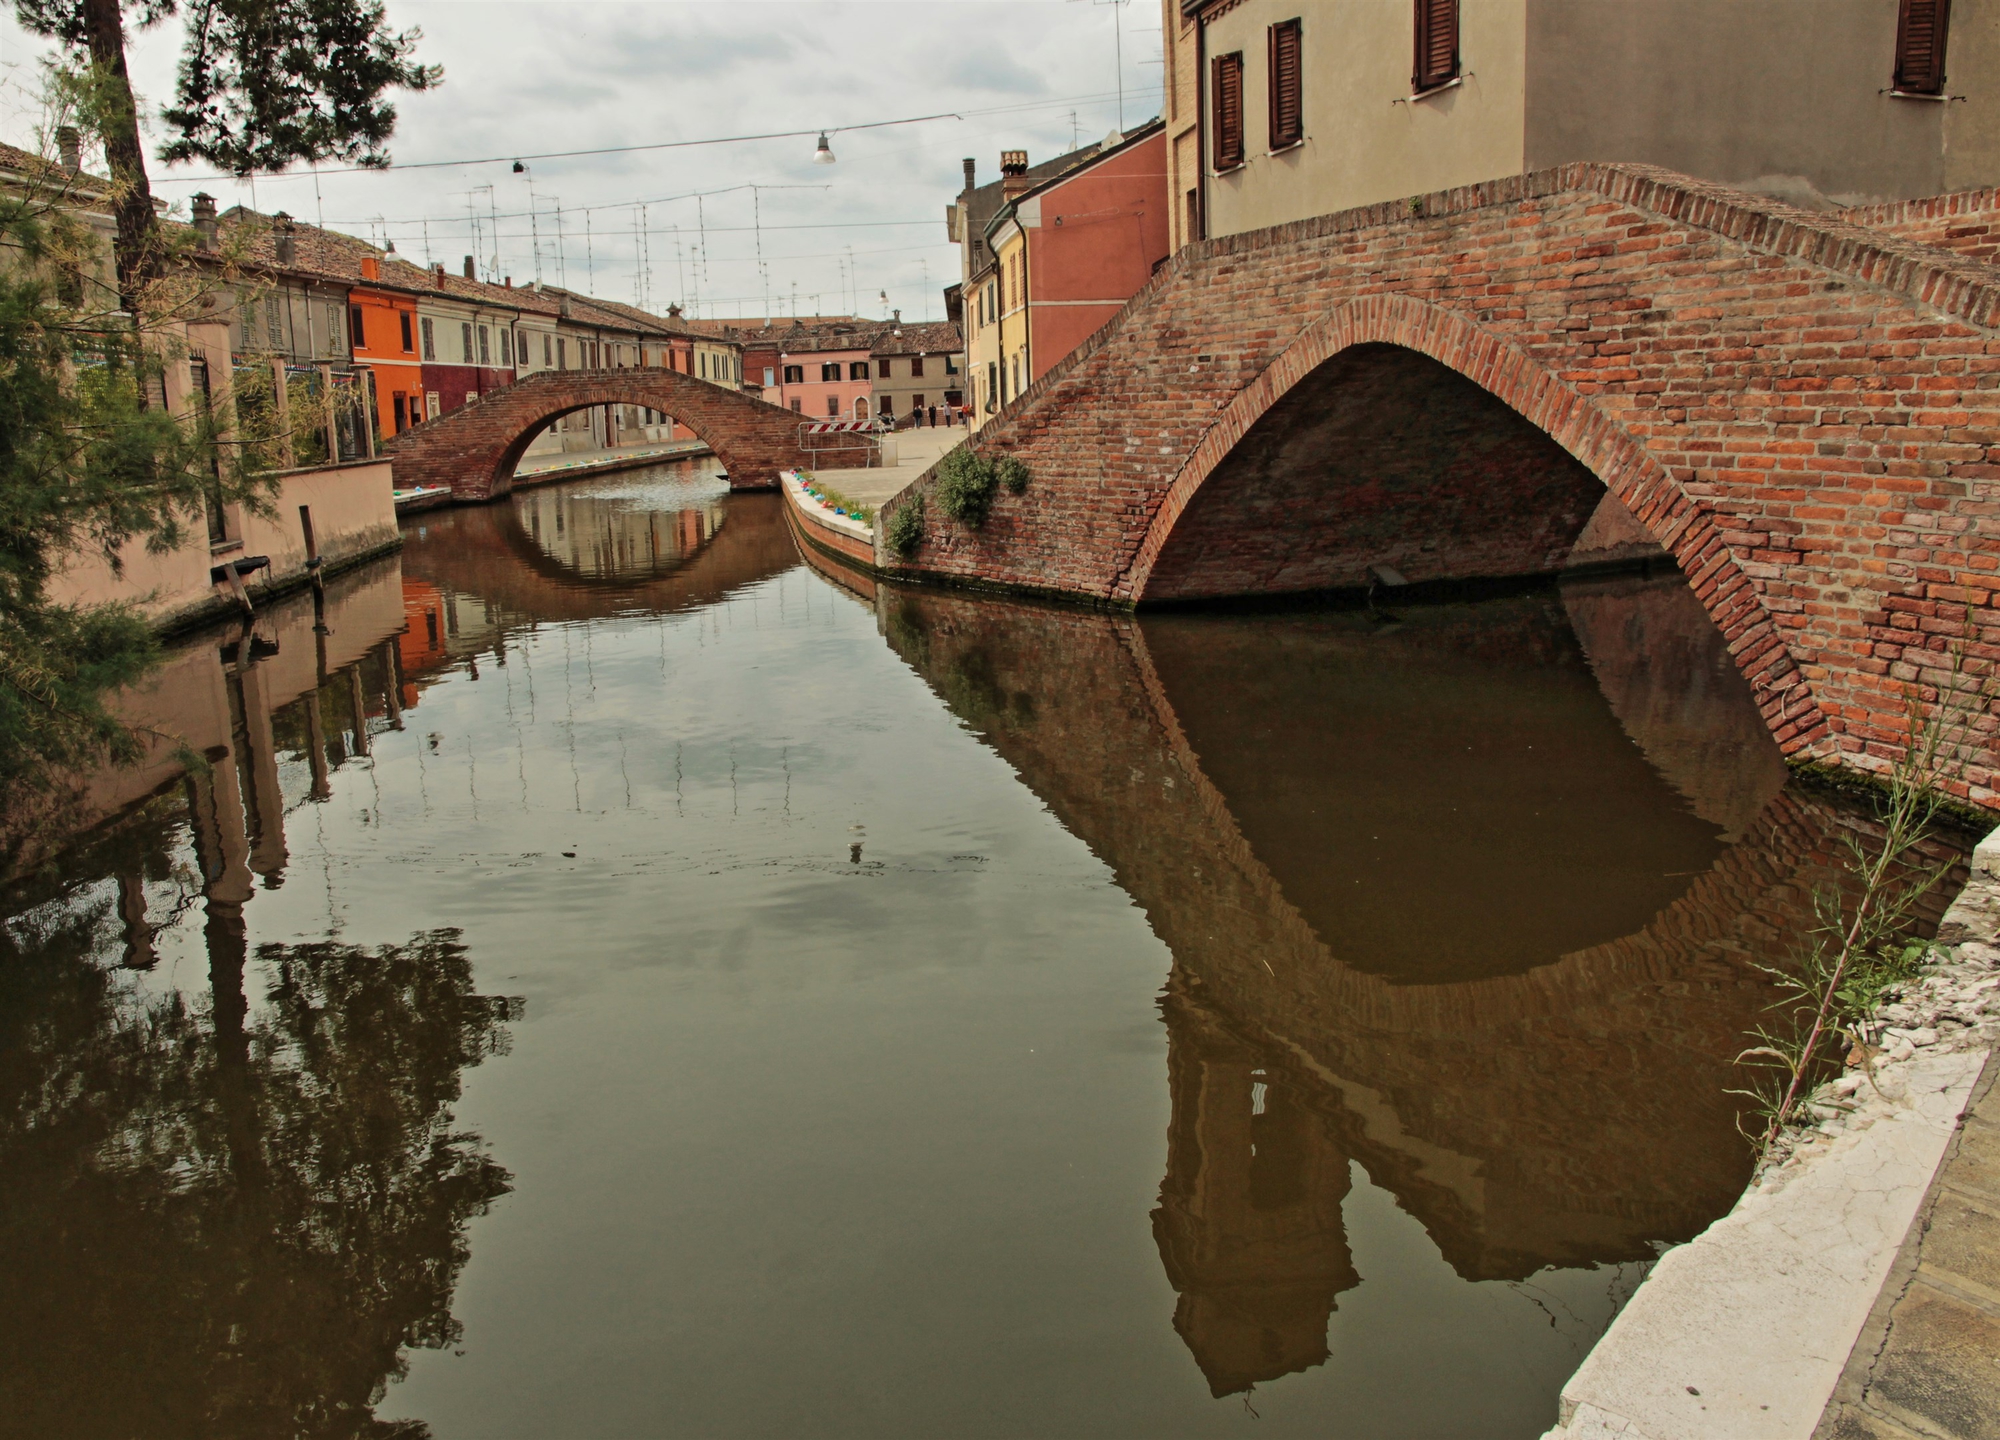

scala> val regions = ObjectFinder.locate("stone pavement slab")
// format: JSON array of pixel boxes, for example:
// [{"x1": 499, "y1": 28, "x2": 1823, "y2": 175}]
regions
[
  {"x1": 1817, "y1": 1050, "x2": 2000, "y2": 1440},
  {"x1": 811, "y1": 427, "x2": 960, "y2": 505}
]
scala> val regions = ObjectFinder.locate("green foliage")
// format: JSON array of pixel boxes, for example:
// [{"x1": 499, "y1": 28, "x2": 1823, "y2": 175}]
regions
[
  {"x1": 886, "y1": 496, "x2": 926, "y2": 558},
  {"x1": 995, "y1": 453, "x2": 1030, "y2": 495},
  {"x1": 0, "y1": 177, "x2": 272, "y2": 787},
  {"x1": 14, "y1": 0, "x2": 440, "y2": 176},
  {"x1": 160, "y1": 0, "x2": 443, "y2": 173},
  {"x1": 935, "y1": 447, "x2": 998, "y2": 528},
  {"x1": 1731, "y1": 650, "x2": 1983, "y2": 1151},
  {"x1": 799, "y1": 476, "x2": 874, "y2": 524}
]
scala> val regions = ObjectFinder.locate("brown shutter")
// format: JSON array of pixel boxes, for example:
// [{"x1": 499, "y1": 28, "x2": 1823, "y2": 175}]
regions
[
  {"x1": 1413, "y1": 0, "x2": 1460, "y2": 93},
  {"x1": 1212, "y1": 52, "x2": 1245, "y2": 170},
  {"x1": 1268, "y1": 19, "x2": 1304, "y2": 150},
  {"x1": 1894, "y1": 0, "x2": 1952, "y2": 94}
]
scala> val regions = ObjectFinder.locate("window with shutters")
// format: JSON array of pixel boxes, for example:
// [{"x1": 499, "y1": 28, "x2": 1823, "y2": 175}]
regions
[
  {"x1": 1894, "y1": 0, "x2": 1952, "y2": 95},
  {"x1": 1413, "y1": 0, "x2": 1460, "y2": 94},
  {"x1": 478, "y1": 326, "x2": 491, "y2": 365},
  {"x1": 784, "y1": 364, "x2": 804, "y2": 384},
  {"x1": 912, "y1": 356, "x2": 925, "y2": 377},
  {"x1": 461, "y1": 322, "x2": 474, "y2": 363},
  {"x1": 1212, "y1": 52, "x2": 1245, "y2": 171},
  {"x1": 850, "y1": 361, "x2": 869, "y2": 382},
  {"x1": 500, "y1": 328, "x2": 512, "y2": 365},
  {"x1": 821, "y1": 361, "x2": 841, "y2": 382},
  {"x1": 1269, "y1": 19, "x2": 1304, "y2": 150},
  {"x1": 420, "y1": 316, "x2": 435, "y2": 360},
  {"x1": 265, "y1": 294, "x2": 284, "y2": 347}
]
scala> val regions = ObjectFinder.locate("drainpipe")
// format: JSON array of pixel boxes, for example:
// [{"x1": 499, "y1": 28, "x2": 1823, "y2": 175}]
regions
[{"x1": 1194, "y1": 11, "x2": 1208, "y2": 245}]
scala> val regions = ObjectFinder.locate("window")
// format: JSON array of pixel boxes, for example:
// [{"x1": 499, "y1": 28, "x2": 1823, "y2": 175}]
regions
[
  {"x1": 1212, "y1": 52, "x2": 1245, "y2": 170},
  {"x1": 500, "y1": 328, "x2": 512, "y2": 365},
  {"x1": 1269, "y1": 18, "x2": 1304, "y2": 149},
  {"x1": 478, "y1": 326, "x2": 491, "y2": 365},
  {"x1": 855, "y1": 397, "x2": 869, "y2": 420},
  {"x1": 945, "y1": 354, "x2": 959, "y2": 374},
  {"x1": 826, "y1": 395, "x2": 839, "y2": 416},
  {"x1": 911, "y1": 356, "x2": 925, "y2": 377},
  {"x1": 426, "y1": 391, "x2": 440, "y2": 420},
  {"x1": 1413, "y1": 0, "x2": 1459, "y2": 94},
  {"x1": 790, "y1": 397, "x2": 803, "y2": 412},
  {"x1": 763, "y1": 366, "x2": 776, "y2": 386},
  {"x1": 821, "y1": 361, "x2": 841, "y2": 382},
  {"x1": 543, "y1": 333, "x2": 552, "y2": 366},
  {"x1": 400, "y1": 311, "x2": 414, "y2": 352},
  {"x1": 265, "y1": 294, "x2": 284, "y2": 348},
  {"x1": 420, "y1": 316, "x2": 435, "y2": 360},
  {"x1": 1894, "y1": 0, "x2": 1952, "y2": 94},
  {"x1": 1186, "y1": 188, "x2": 1203, "y2": 244},
  {"x1": 784, "y1": 364, "x2": 804, "y2": 384},
  {"x1": 349, "y1": 304, "x2": 365, "y2": 348},
  {"x1": 557, "y1": 337, "x2": 567, "y2": 369},
  {"x1": 987, "y1": 360, "x2": 998, "y2": 411},
  {"x1": 912, "y1": 394, "x2": 925, "y2": 413},
  {"x1": 849, "y1": 361, "x2": 869, "y2": 381},
  {"x1": 700, "y1": 352, "x2": 708, "y2": 378},
  {"x1": 327, "y1": 304, "x2": 341, "y2": 352},
  {"x1": 461, "y1": 322, "x2": 474, "y2": 363},
  {"x1": 393, "y1": 393, "x2": 407, "y2": 432}
]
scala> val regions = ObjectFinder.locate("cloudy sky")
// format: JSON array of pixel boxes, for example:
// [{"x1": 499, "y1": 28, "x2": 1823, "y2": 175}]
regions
[{"x1": 0, "y1": 0, "x2": 1164, "y2": 323}]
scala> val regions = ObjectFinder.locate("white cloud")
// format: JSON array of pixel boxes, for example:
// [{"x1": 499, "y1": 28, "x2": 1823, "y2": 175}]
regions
[{"x1": 0, "y1": 0, "x2": 1164, "y2": 324}]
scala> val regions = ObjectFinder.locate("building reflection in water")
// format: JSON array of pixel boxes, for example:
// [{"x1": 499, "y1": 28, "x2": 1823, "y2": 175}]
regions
[
  {"x1": 868, "y1": 568, "x2": 1968, "y2": 1400},
  {"x1": 0, "y1": 559, "x2": 517, "y2": 1440}
]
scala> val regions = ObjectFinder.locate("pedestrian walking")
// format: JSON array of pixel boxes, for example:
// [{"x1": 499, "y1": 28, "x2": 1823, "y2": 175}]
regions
[{"x1": 927, "y1": 404, "x2": 938, "y2": 428}]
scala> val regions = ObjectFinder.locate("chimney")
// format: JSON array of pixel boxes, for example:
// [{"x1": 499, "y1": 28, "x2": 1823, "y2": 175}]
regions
[
  {"x1": 274, "y1": 212, "x2": 296, "y2": 265},
  {"x1": 667, "y1": 303, "x2": 683, "y2": 320},
  {"x1": 1000, "y1": 149, "x2": 1031, "y2": 200},
  {"x1": 462, "y1": 254, "x2": 476, "y2": 280},
  {"x1": 360, "y1": 255, "x2": 379, "y2": 281},
  {"x1": 433, "y1": 262, "x2": 446, "y2": 287},
  {"x1": 892, "y1": 308, "x2": 901, "y2": 324},
  {"x1": 505, "y1": 276, "x2": 512, "y2": 288},
  {"x1": 385, "y1": 238, "x2": 396, "y2": 253},
  {"x1": 56, "y1": 125, "x2": 81, "y2": 174},
  {"x1": 962, "y1": 156, "x2": 975, "y2": 193},
  {"x1": 191, "y1": 192, "x2": 218, "y2": 252}
]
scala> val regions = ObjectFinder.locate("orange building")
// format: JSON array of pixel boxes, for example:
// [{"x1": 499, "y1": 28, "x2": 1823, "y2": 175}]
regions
[{"x1": 347, "y1": 256, "x2": 423, "y2": 443}]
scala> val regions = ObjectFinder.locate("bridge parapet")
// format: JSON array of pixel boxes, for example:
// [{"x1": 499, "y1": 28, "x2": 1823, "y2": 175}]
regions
[{"x1": 877, "y1": 162, "x2": 2000, "y2": 805}]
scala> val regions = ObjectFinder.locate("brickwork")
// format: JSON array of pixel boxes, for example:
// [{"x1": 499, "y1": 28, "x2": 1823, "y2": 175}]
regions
[
  {"x1": 879, "y1": 163, "x2": 2000, "y2": 802},
  {"x1": 381, "y1": 367, "x2": 812, "y2": 501},
  {"x1": 1845, "y1": 188, "x2": 2000, "y2": 266}
]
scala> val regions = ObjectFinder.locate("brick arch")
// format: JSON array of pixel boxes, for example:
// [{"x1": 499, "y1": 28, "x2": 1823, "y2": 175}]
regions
[
  {"x1": 1121, "y1": 296, "x2": 1823, "y2": 754},
  {"x1": 381, "y1": 367, "x2": 813, "y2": 501}
]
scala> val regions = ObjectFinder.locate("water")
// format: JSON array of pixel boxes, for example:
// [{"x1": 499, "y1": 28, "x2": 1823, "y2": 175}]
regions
[{"x1": 0, "y1": 462, "x2": 1964, "y2": 1439}]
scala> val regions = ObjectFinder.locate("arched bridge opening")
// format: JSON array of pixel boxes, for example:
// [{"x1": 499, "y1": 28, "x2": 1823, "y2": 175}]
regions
[
  {"x1": 382, "y1": 368, "x2": 814, "y2": 503},
  {"x1": 1136, "y1": 343, "x2": 1618, "y2": 604}
]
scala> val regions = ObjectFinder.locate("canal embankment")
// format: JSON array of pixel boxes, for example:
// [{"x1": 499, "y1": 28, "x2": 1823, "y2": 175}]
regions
[{"x1": 1543, "y1": 829, "x2": 2000, "y2": 1440}]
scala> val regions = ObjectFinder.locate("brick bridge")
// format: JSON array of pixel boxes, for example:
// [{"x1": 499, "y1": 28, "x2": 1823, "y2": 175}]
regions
[
  {"x1": 879, "y1": 163, "x2": 2000, "y2": 802},
  {"x1": 382, "y1": 367, "x2": 812, "y2": 502}
]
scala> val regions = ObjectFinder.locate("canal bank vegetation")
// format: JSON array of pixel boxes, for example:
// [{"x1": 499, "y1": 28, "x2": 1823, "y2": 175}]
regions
[
  {"x1": 1735, "y1": 649, "x2": 1991, "y2": 1150},
  {"x1": 0, "y1": 12, "x2": 437, "y2": 790}
]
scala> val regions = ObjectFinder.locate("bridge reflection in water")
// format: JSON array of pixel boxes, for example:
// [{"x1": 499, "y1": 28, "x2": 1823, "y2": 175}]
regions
[
  {"x1": 0, "y1": 464, "x2": 1972, "y2": 1433},
  {"x1": 868, "y1": 571, "x2": 1962, "y2": 1400}
]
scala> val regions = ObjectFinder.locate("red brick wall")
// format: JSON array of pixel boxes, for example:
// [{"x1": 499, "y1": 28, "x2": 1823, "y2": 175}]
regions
[
  {"x1": 1844, "y1": 188, "x2": 2000, "y2": 265},
  {"x1": 383, "y1": 368, "x2": 811, "y2": 501},
  {"x1": 880, "y1": 162, "x2": 2000, "y2": 803}
]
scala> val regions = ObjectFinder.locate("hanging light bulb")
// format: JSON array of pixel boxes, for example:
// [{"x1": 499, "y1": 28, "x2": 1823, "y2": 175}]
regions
[{"x1": 813, "y1": 132, "x2": 836, "y2": 165}]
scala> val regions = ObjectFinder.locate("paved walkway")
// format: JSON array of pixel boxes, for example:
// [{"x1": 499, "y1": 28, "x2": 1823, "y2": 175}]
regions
[
  {"x1": 1817, "y1": 1050, "x2": 2000, "y2": 1440},
  {"x1": 810, "y1": 427, "x2": 961, "y2": 505}
]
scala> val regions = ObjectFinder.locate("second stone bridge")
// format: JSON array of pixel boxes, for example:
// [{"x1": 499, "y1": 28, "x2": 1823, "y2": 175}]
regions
[{"x1": 874, "y1": 163, "x2": 2000, "y2": 803}]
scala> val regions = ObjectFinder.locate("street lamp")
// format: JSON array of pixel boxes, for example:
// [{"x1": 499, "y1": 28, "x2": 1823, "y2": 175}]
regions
[{"x1": 813, "y1": 132, "x2": 836, "y2": 165}]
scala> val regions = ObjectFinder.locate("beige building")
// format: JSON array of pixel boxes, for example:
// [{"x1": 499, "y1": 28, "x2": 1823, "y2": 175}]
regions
[{"x1": 1165, "y1": 0, "x2": 2000, "y2": 253}]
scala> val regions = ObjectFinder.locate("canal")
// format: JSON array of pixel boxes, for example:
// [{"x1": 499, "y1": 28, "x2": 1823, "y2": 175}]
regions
[{"x1": 0, "y1": 461, "x2": 1967, "y2": 1439}]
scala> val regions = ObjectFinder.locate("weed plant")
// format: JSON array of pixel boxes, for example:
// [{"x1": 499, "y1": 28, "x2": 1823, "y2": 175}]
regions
[{"x1": 1733, "y1": 642, "x2": 1986, "y2": 1150}]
